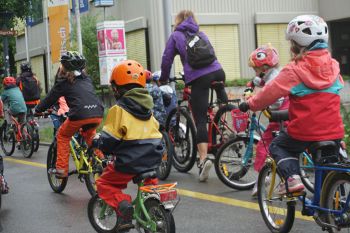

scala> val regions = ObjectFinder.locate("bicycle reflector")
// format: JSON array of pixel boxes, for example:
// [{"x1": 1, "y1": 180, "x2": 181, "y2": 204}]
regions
[{"x1": 231, "y1": 109, "x2": 249, "y2": 132}]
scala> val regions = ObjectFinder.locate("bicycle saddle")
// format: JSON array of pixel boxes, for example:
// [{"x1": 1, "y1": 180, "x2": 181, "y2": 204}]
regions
[
  {"x1": 132, "y1": 170, "x2": 157, "y2": 184},
  {"x1": 309, "y1": 141, "x2": 339, "y2": 164},
  {"x1": 211, "y1": 81, "x2": 224, "y2": 90}
]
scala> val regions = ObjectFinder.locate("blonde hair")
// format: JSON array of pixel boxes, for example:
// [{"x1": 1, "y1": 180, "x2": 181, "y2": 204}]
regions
[
  {"x1": 174, "y1": 10, "x2": 197, "y2": 28},
  {"x1": 290, "y1": 40, "x2": 308, "y2": 63}
]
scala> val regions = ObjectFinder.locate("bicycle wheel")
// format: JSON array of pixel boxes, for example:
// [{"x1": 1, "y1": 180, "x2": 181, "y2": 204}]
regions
[
  {"x1": 258, "y1": 163, "x2": 296, "y2": 233},
  {"x1": 321, "y1": 172, "x2": 350, "y2": 233},
  {"x1": 20, "y1": 123, "x2": 35, "y2": 158},
  {"x1": 156, "y1": 131, "x2": 173, "y2": 180},
  {"x1": 166, "y1": 108, "x2": 197, "y2": 173},
  {"x1": 212, "y1": 104, "x2": 237, "y2": 146},
  {"x1": 88, "y1": 194, "x2": 118, "y2": 233},
  {"x1": 214, "y1": 136, "x2": 258, "y2": 190},
  {"x1": 299, "y1": 152, "x2": 315, "y2": 193},
  {"x1": 84, "y1": 152, "x2": 104, "y2": 196},
  {"x1": 0, "y1": 121, "x2": 15, "y2": 156},
  {"x1": 46, "y1": 141, "x2": 68, "y2": 193},
  {"x1": 141, "y1": 198, "x2": 175, "y2": 233}
]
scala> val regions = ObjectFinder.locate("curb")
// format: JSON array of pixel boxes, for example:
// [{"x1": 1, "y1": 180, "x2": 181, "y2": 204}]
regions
[{"x1": 39, "y1": 142, "x2": 51, "y2": 146}]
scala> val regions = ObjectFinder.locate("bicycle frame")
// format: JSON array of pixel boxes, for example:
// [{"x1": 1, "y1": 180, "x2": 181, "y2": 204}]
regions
[
  {"x1": 68, "y1": 136, "x2": 102, "y2": 176},
  {"x1": 301, "y1": 165, "x2": 350, "y2": 217}
]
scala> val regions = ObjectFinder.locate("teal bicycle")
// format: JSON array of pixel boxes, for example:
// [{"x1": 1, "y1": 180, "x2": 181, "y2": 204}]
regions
[{"x1": 88, "y1": 170, "x2": 178, "y2": 233}]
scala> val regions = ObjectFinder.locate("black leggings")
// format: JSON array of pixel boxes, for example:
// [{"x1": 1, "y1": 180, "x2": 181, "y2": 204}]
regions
[{"x1": 190, "y1": 69, "x2": 228, "y2": 144}]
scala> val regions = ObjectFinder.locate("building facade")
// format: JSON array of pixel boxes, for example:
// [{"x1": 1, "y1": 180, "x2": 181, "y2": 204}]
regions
[{"x1": 15, "y1": 0, "x2": 350, "y2": 92}]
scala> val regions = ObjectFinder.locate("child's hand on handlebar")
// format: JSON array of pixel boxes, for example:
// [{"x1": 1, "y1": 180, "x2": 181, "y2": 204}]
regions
[{"x1": 243, "y1": 88, "x2": 254, "y2": 100}]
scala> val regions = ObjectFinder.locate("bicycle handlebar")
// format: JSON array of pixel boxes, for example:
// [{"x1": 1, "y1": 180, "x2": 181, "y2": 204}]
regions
[{"x1": 34, "y1": 109, "x2": 53, "y2": 118}]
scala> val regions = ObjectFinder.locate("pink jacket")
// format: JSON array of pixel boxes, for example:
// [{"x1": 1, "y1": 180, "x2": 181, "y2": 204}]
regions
[{"x1": 248, "y1": 49, "x2": 344, "y2": 141}]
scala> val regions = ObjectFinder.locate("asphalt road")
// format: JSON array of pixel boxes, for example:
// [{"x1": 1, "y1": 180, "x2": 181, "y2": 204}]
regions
[{"x1": 0, "y1": 145, "x2": 320, "y2": 233}]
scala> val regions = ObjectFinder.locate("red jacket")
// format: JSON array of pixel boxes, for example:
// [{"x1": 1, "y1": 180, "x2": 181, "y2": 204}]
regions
[{"x1": 248, "y1": 49, "x2": 344, "y2": 141}]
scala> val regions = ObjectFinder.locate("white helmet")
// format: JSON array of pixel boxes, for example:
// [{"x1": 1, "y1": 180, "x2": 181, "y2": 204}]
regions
[{"x1": 286, "y1": 15, "x2": 328, "y2": 47}]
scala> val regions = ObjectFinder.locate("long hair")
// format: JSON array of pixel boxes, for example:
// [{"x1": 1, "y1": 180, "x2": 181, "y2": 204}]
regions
[
  {"x1": 174, "y1": 10, "x2": 198, "y2": 29},
  {"x1": 290, "y1": 40, "x2": 308, "y2": 63},
  {"x1": 58, "y1": 66, "x2": 87, "y2": 84}
]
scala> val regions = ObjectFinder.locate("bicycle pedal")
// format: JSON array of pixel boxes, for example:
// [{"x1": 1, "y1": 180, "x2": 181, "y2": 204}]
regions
[
  {"x1": 68, "y1": 170, "x2": 77, "y2": 176},
  {"x1": 287, "y1": 191, "x2": 306, "y2": 198}
]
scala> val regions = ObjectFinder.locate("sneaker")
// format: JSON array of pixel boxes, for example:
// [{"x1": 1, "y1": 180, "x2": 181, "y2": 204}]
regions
[
  {"x1": 0, "y1": 175, "x2": 9, "y2": 194},
  {"x1": 48, "y1": 168, "x2": 67, "y2": 179},
  {"x1": 116, "y1": 200, "x2": 134, "y2": 232},
  {"x1": 251, "y1": 181, "x2": 258, "y2": 198},
  {"x1": 278, "y1": 175, "x2": 305, "y2": 195},
  {"x1": 198, "y1": 158, "x2": 213, "y2": 182}
]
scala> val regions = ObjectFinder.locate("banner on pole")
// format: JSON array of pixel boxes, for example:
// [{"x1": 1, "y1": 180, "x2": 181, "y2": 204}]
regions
[
  {"x1": 97, "y1": 21, "x2": 127, "y2": 85},
  {"x1": 94, "y1": 0, "x2": 114, "y2": 7},
  {"x1": 70, "y1": 0, "x2": 89, "y2": 14},
  {"x1": 48, "y1": 0, "x2": 70, "y2": 63}
]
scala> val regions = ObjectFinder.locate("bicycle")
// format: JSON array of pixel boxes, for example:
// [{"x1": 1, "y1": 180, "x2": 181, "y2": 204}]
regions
[
  {"x1": 258, "y1": 140, "x2": 350, "y2": 233},
  {"x1": 165, "y1": 74, "x2": 237, "y2": 173},
  {"x1": 214, "y1": 104, "x2": 321, "y2": 191},
  {"x1": 26, "y1": 108, "x2": 40, "y2": 152},
  {"x1": 156, "y1": 128, "x2": 174, "y2": 181},
  {"x1": 88, "y1": 169, "x2": 177, "y2": 233},
  {"x1": 44, "y1": 113, "x2": 104, "y2": 196},
  {"x1": 0, "y1": 110, "x2": 34, "y2": 158}
]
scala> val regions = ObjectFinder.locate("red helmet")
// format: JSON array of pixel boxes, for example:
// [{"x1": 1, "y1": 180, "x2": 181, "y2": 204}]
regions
[
  {"x1": 248, "y1": 45, "x2": 279, "y2": 68},
  {"x1": 3, "y1": 76, "x2": 16, "y2": 86}
]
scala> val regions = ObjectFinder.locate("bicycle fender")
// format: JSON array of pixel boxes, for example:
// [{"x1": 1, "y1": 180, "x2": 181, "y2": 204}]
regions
[{"x1": 236, "y1": 132, "x2": 261, "y2": 142}]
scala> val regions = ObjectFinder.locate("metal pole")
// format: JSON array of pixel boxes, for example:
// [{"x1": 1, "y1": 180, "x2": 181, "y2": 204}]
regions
[
  {"x1": 2, "y1": 25, "x2": 10, "y2": 76},
  {"x1": 162, "y1": 0, "x2": 175, "y2": 89},
  {"x1": 24, "y1": 25, "x2": 30, "y2": 62},
  {"x1": 44, "y1": 0, "x2": 51, "y2": 88},
  {"x1": 75, "y1": 0, "x2": 83, "y2": 55}
]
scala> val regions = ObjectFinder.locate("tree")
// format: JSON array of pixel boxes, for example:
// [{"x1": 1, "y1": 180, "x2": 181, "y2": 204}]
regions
[
  {"x1": 71, "y1": 15, "x2": 101, "y2": 90},
  {"x1": 0, "y1": 0, "x2": 31, "y2": 77}
]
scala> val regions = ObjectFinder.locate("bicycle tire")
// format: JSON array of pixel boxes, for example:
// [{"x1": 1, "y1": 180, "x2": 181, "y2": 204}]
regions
[
  {"x1": 321, "y1": 172, "x2": 350, "y2": 233},
  {"x1": 46, "y1": 141, "x2": 68, "y2": 193},
  {"x1": 212, "y1": 104, "x2": 237, "y2": 146},
  {"x1": 214, "y1": 136, "x2": 258, "y2": 190},
  {"x1": 0, "y1": 122, "x2": 15, "y2": 156},
  {"x1": 33, "y1": 127, "x2": 39, "y2": 152},
  {"x1": 142, "y1": 198, "x2": 176, "y2": 233},
  {"x1": 258, "y1": 164, "x2": 296, "y2": 233},
  {"x1": 165, "y1": 107, "x2": 197, "y2": 173},
  {"x1": 299, "y1": 153, "x2": 315, "y2": 193},
  {"x1": 88, "y1": 194, "x2": 118, "y2": 233},
  {"x1": 84, "y1": 152, "x2": 104, "y2": 196},
  {"x1": 20, "y1": 123, "x2": 35, "y2": 158},
  {"x1": 156, "y1": 131, "x2": 173, "y2": 180}
]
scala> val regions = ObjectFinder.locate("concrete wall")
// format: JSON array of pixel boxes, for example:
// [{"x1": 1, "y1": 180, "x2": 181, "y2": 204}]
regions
[
  {"x1": 171, "y1": 0, "x2": 319, "y2": 78},
  {"x1": 319, "y1": 0, "x2": 350, "y2": 21}
]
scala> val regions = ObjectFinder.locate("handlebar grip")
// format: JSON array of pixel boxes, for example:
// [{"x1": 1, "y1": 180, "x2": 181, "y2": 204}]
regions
[{"x1": 269, "y1": 110, "x2": 289, "y2": 122}]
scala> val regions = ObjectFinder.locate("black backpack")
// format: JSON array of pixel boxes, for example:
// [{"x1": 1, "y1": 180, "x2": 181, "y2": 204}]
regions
[
  {"x1": 184, "y1": 32, "x2": 216, "y2": 69},
  {"x1": 18, "y1": 74, "x2": 41, "y2": 102}
]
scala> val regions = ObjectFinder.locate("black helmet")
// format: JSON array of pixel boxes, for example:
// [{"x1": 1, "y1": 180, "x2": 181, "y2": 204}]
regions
[
  {"x1": 20, "y1": 61, "x2": 31, "y2": 72},
  {"x1": 60, "y1": 51, "x2": 86, "y2": 71}
]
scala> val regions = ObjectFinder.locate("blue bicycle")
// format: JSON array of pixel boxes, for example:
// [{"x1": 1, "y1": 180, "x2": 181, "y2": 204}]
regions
[
  {"x1": 258, "y1": 139, "x2": 350, "y2": 232},
  {"x1": 214, "y1": 107, "x2": 320, "y2": 191}
]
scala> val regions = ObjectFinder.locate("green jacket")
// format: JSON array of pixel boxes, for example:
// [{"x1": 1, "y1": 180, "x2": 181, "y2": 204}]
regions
[{"x1": 1, "y1": 86, "x2": 27, "y2": 115}]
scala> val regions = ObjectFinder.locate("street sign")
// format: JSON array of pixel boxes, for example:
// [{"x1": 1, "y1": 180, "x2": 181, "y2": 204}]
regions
[{"x1": 0, "y1": 30, "x2": 17, "y2": 36}]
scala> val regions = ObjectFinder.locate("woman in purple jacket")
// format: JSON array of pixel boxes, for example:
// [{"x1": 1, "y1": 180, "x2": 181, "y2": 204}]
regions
[{"x1": 160, "y1": 10, "x2": 228, "y2": 182}]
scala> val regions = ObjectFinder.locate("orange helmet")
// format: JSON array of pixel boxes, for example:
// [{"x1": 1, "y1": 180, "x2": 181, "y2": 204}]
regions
[
  {"x1": 3, "y1": 76, "x2": 16, "y2": 86},
  {"x1": 110, "y1": 60, "x2": 146, "y2": 88}
]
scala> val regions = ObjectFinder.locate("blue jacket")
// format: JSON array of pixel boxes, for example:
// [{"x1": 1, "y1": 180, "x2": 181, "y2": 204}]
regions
[
  {"x1": 1, "y1": 85, "x2": 27, "y2": 115},
  {"x1": 160, "y1": 16, "x2": 222, "y2": 84}
]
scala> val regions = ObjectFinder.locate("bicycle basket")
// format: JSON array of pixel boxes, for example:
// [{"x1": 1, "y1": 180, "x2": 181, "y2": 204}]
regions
[{"x1": 231, "y1": 109, "x2": 249, "y2": 132}]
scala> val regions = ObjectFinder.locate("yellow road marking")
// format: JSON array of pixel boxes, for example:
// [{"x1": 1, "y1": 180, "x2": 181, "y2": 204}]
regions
[
  {"x1": 5, "y1": 157, "x2": 313, "y2": 222},
  {"x1": 178, "y1": 189, "x2": 312, "y2": 221},
  {"x1": 4, "y1": 157, "x2": 46, "y2": 168}
]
